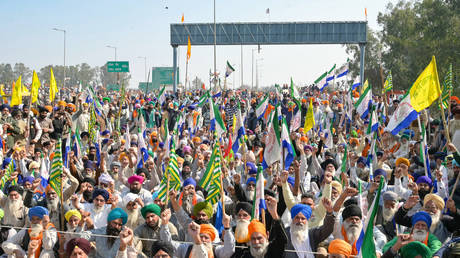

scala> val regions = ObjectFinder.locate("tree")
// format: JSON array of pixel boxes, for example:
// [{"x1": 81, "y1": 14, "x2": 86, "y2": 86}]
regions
[
  {"x1": 345, "y1": 27, "x2": 385, "y2": 94},
  {"x1": 77, "y1": 63, "x2": 96, "y2": 87},
  {"x1": 0, "y1": 63, "x2": 15, "y2": 88},
  {"x1": 13, "y1": 63, "x2": 32, "y2": 83}
]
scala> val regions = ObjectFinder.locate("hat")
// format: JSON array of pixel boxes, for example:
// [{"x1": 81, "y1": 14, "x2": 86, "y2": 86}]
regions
[
  {"x1": 65, "y1": 210, "x2": 82, "y2": 222},
  {"x1": 82, "y1": 177, "x2": 96, "y2": 186},
  {"x1": 246, "y1": 162, "x2": 257, "y2": 175},
  {"x1": 235, "y1": 202, "x2": 253, "y2": 215},
  {"x1": 141, "y1": 204, "x2": 162, "y2": 218},
  {"x1": 328, "y1": 239, "x2": 352, "y2": 257},
  {"x1": 128, "y1": 175, "x2": 144, "y2": 184},
  {"x1": 7, "y1": 185, "x2": 23, "y2": 195},
  {"x1": 320, "y1": 159, "x2": 337, "y2": 170},
  {"x1": 123, "y1": 193, "x2": 138, "y2": 207},
  {"x1": 107, "y1": 207, "x2": 128, "y2": 225},
  {"x1": 246, "y1": 177, "x2": 256, "y2": 186},
  {"x1": 395, "y1": 157, "x2": 410, "y2": 167},
  {"x1": 342, "y1": 204, "x2": 362, "y2": 221},
  {"x1": 382, "y1": 191, "x2": 398, "y2": 202},
  {"x1": 423, "y1": 193, "x2": 445, "y2": 210},
  {"x1": 28, "y1": 206, "x2": 49, "y2": 220},
  {"x1": 183, "y1": 177, "x2": 196, "y2": 188},
  {"x1": 92, "y1": 188, "x2": 110, "y2": 201},
  {"x1": 291, "y1": 204, "x2": 312, "y2": 220},
  {"x1": 98, "y1": 173, "x2": 114, "y2": 184},
  {"x1": 192, "y1": 201, "x2": 213, "y2": 218},
  {"x1": 200, "y1": 224, "x2": 216, "y2": 241},
  {"x1": 416, "y1": 176, "x2": 432, "y2": 188},
  {"x1": 373, "y1": 169, "x2": 387, "y2": 180},
  {"x1": 411, "y1": 211, "x2": 432, "y2": 228},
  {"x1": 151, "y1": 241, "x2": 175, "y2": 257},
  {"x1": 357, "y1": 156, "x2": 366, "y2": 165},
  {"x1": 399, "y1": 241, "x2": 431, "y2": 258},
  {"x1": 23, "y1": 176, "x2": 34, "y2": 185},
  {"x1": 65, "y1": 238, "x2": 92, "y2": 256},
  {"x1": 331, "y1": 181, "x2": 343, "y2": 195},
  {"x1": 344, "y1": 198, "x2": 358, "y2": 207},
  {"x1": 248, "y1": 220, "x2": 267, "y2": 238}
]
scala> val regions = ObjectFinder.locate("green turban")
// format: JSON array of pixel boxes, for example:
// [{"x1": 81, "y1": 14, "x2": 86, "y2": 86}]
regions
[
  {"x1": 103, "y1": 97, "x2": 111, "y2": 103},
  {"x1": 399, "y1": 241, "x2": 431, "y2": 258},
  {"x1": 141, "y1": 204, "x2": 161, "y2": 218},
  {"x1": 192, "y1": 201, "x2": 213, "y2": 219},
  {"x1": 351, "y1": 130, "x2": 358, "y2": 138}
]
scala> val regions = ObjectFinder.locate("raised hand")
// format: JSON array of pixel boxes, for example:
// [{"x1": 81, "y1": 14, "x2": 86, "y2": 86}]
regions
[
  {"x1": 322, "y1": 198, "x2": 333, "y2": 213},
  {"x1": 161, "y1": 208, "x2": 172, "y2": 225},
  {"x1": 266, "y1": 195, "x2": 279, "y2": 220},
  {"x1": 403, "y1": 195, "x2": 420, "y2": 210}
]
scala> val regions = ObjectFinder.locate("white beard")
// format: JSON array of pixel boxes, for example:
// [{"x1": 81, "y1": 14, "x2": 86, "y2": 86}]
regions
[
  {"x1": 413, "y1": 229, "x2": 428, "y2": 242},
  {"x1": 190, "y1": 242, "x2": 213, "y2": 258},
  {"x1": 382, "y1": 206, "x2": 398, "y2": 222},
  {"x1": 249, "y1": 240, "x2": 269, "y2": 258},
  {"x1": 182, "y1": 194, "x2": 194, "y2": 215},
  {"x1": 29, "y1": 223, "x2": 43, "y2": 238},
  {"x1": 344, "y1": 221, "x2": 362, "y2": 244},
  {"x1": 291, "y1": 222, "x2": 308, "y2": 243},
  {"x1": 6, "y1": 198, "x2": 23, "y2": 219},
  {"x1": 305, "y1": 153, "x2": 312, "y2": 159},
  {"x1": 235, "y1": 219, "x2": 250, "y2": 243},
  {"x1": 247, "y1": 190, "x2": 255, "y2": 201},
  {"x1": 126, "y1": 208, "x2": 140, "y2": 228},
  {"x1": 429, "y1": 210, "x2": 442, "y2": 232},
  {"x1": 93, "y1": 204, "x2": 104, "y2": 213},
  {"x1": 47, "y1": 198, "x2": 59, "y2": 212}
]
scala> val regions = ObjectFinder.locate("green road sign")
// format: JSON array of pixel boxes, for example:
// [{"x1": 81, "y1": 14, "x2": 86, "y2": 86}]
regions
[
  {"x1": 138, "y1": 82, "x2": 154, "y2": 92},
  {"x1": 107, "y1": 84, "x2": 120, "y2": 91},
  {"x1": 151, "y1": 67, "x2": 178, "y2": 90},
  {"x1": 107, "y1": 61, "x2": 129, "y2": 72}
]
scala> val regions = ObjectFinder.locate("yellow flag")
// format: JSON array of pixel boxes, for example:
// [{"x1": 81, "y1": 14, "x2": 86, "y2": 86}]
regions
[
  {"x1": 49, "y1": 68, "x2": 58, "y2": 102},
  {"x1": 11, "y1": 76, "x2": 22, "y2": 106},
  {"x1": 187, "y1": 36, "x2": 191, "y2": 61},
  {"x1": 361, "y1": 79, "x2": 368, "y2": 95},
  {"x1": 31, "y1": 70, "x2": 41, "y2": 104},
  {"x1": 303, "y1": 98, "x2": 315, "y2": 134},
  {"x1": 409, "y1": 56, "x2": 441, "y2": 112},
  {"x1": 22, "y1": 84, "x2": 30, "y2": 96},
  {"x1": 0, "y1": 84, "x2": 6, "y2": 102}
]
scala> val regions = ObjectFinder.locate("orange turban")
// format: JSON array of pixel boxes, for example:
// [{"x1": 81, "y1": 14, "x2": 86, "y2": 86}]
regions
[
  {"x1": 337, "y1": 104, "x2": 343, "y2": 109},
  {"x1": 248, "y1": 220, "x2": 267, "y2": 239},
  {"x1": 177, "y1": 156, "x2": 184, "y2": 165},
  {"x1": 45, "y1": 185, "x2": 56, "y2": 195},
  {"x1": 350, "y1": 138, "x2": 359, "y2": 145},
  {"x1": 192, "y1": 137, "x2": 201, "y2": 143},
  {"x1": 199, "y1": 224, "x2": 216, "y2": 241},
  {"x1": 67, "y1": 103, "x2": 76, "y2": 112},
  {"x1": 328, "y1": 239, "x2": 352, "y2": 256},
  {"x1": 58, "y1": 100, "x2": 66, "y2": 107},
  {"x1": 300, "y1": 136, "x2": 308, "y2": 143},
  {"x1": 451, "y1": 96, "x2": 460, "y2": 104},
  {"x1": 301, "y1": 98, "x2": 307, "y2": 103},
  {"x1": 396, "y1": 157, "x2": 410, "y2": 167},
  {"x1": 44, "y1": 105, "x2": 53, "y2": 112},
  {"x1": 322, "y1": 100, "x2": 329, "y2": 105}
]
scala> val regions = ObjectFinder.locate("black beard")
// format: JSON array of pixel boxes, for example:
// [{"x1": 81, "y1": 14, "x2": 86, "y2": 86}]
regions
[
  {"x1": 106, "y1": 225, "x2": 121, "y2": 246},
  {"x1": 419, "y1": 189, "x2": 430, "y2": 200},
  {"x1": 83, "y1": 190, "x2": 93, "y2": 202},
  {"x1": 195, "y1": 219, "x2": 209, "y2": 225},
  {"x1": 130, "y1": 188, "x2": 141, "y2": 194}
]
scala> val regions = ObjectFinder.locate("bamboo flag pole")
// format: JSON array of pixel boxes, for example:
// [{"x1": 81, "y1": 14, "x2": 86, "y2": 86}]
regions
[
  {"x1": 166, "y1": 173, "x2": 170, "y2": 204},
  {"x1": 417, "y1": 116, "x2": 429, "y2": 177}
]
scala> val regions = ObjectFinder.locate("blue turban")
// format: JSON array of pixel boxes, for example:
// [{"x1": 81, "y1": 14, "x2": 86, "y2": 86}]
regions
[
  {"x1": 412, "y1": 211, "x2": 432, "y2": 228},
  {"x1": 357, "y1": 156, "x2": 366, "y2": 165},
  {"x1": 246, "y1": 162, "x2": 257, "y2": 175},
  {"x1": 374, "y1": 169, "x2": 387, "y2": 180},
  {"x1": 100, "y1": 130, "x2": 110, "y2": 136},
  {"x1": 92, "y1": 188, "x2": 110, "y2": 201},
  {"x1": 287, "y1": 176, "x2": 295, "y2": 188},
  {"x1": 23, "y1": 176, "x2": 34, "y2": 185},
  {"x1": 107, "y1": 207, "x2": 128, "y2": 225},
  {"x1": 84, "y1": 160, "x2": 95, "y2": 170},
  {"x1": 28, "y1": 206, "x2": 49, "y2": 220},
  {"x1": 246, "y1": 177, "x2": 256, "y2": 185},
  {"x1": 291, "y1": 204, "x2": 312, "y2": 220},
  {"x1": 2, "y1": 157, "x2": 13, "y2": 170},
  {"x1": 416, "y1": 176, "x2": 432, "y2": 187},
  {"x1": 183, "y1": 178, "x2": 196, "y2": 188},
  {"x1": 1, "y1": 104, "x2": 10, "y2": 111}
]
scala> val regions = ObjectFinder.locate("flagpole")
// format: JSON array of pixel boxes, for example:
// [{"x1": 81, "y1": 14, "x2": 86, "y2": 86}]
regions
[
  {"x1": 439, "y1": 97, "x2": 451, "y2": 143},
  {"x1": 417, "y1": 116, "x2": 429, "y2": 177},
  {"x1": 166, "y1": 173, "x2": 170, "y2": 204},
  {"x1": 185, "y1": 59, "x2": 189, "y2": 91},
  {"x1": 380, "y1": 67, "x2": 389, "y2": 119}
]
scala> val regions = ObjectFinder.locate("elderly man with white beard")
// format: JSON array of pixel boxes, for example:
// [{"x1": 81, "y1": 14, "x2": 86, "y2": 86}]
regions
[
  {"x1": 0, "y1": 185, "x2": 28, "y2": 228},
  {"x1": 239, "y1": 195, "x2": 288, "y2": 258},
  {"x1": 72, "y1": 188, "x2": 117, "y2": 229},
  {"x1": 382, "y1": 211, "x2": 442, "y2": 257},
  {"x1": 177, "y1": 178, "x2": 204, "y2": 216},
  {"x1": 123, "y1": 192, "x2": 144, "y2": 230},
  {"x1": 395, "y1": 193, "x2": 460, "y2": 243},
  {"x1": 2, "y1": 206, "x2": 58, "y2": 258},
  {"x1": 284, "y1": 199, "x2": 335, "y2": 258},
  {"x1": 62, "y1": 209, "x2": 94, "y2": 245},
  {"x1": 231, "y1": 202, "x2": 253, "y2": 258},
  {"x1": 375, "y1": 191, "x2": 401, "y2": 241}
]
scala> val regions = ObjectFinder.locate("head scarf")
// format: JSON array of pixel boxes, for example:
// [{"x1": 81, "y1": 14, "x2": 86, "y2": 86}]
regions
[
  {"x1": 128, "y1": 175, "x2": 144, "y2": 184},
  {"x1": 199, "y1": 224, "x2": 216, "y2": 241},
  {"x1": 423, "y1": 193, "x2": 445, "y2": 210},
  {"x1": 248, "y1": 220, "x2": 267, "y2": 238},
  {"x1": 290, "y1": 204, "x2": 312, "y2": 220},
  {"x1": 65, "y1": 210, "x2": 82, "y2": 222},
  {"x1": 98, "y1": 173, "x2": 114, "y2": 184},
  {"x1": 399, "y1": 241, "x2": 431, "y2": 258},
  {"x1": 342, "y1": 204, "x2": 362, "y2": 221},
  {"x1": 235, "y1": 202, "x2": 253, "y2": 216},
  {"x1": 141, "y1": 204, "x2": 162, "y2": 218},
  {"x1": 396, "y1": 157, "x2": 410, "y2": 167},
  {"x1": 411, "y1": 211, "x2": 432, "y2": 228},
  {"x1": 92, "y1": 188, "x2": 110, "y2": 201},
  {"x1": 107, "y1": 208, "x2": 128, "y2": 225},
  {"x1": 65, "y1": 238, "x2": 92, "y2": 256},
  {"x1": 28, "y1": 206, "x2": 49, "y2": 220},
  {"x1": 183, "y1": 178, "x2": 196, "y2": 188},
  {"x1": 416, "y1": 176, "x2": 433, "y2": 188},
  {"x1": 328, "y1": 239, "x2": 352, "y2": 256},
  {"x1": 192, "y1": 201, "x2": 213, "y2": 218}
]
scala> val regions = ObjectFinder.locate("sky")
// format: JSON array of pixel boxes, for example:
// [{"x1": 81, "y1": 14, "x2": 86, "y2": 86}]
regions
[{"x1": 0, "y1": 0, "x2": 396, "y2": 89}]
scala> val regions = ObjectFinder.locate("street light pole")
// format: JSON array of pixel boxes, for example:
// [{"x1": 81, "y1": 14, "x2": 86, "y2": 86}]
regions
[
  {"x1": 106, "y1": 45, "x2": 118, "y2": 86},
  {"x1": 52, "y1": 28, "x2": 66, "y2": 98},
  {"x1": 213, "y1": 0, "x2": 217, "y2": 90},
  {"x1": 137, "y1": 56, "x2": 147, "y2": 82},
  {"x1": 256, "y1": 58, "x2": 264, "y2": 89}
]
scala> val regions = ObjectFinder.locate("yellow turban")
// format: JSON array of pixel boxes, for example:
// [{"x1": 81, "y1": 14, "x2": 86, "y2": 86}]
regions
[
  {"x1": 119, "y1": 152, "x2": 128, "y2": 161},
  {"x1": 331, "y1": 181, "x2": 343, "y2": 195},
  {"x1": 65, "y1": 209, "x2": 82, "y2": 222},
  {"x1": 396, "y1": 157, "x2": 410, "y2": 167},
  {"x1": 424, "y1": 193, "x2": 445, "y2": 210},
  {"x1": 328, "y1": 239, "x2": 352, "y2": 256}
]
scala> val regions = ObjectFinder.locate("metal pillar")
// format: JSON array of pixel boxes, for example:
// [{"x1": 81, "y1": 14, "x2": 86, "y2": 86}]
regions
[
  {"x1": 173, "y1": 45, "x2": 178, "y2": 93},
  {"x1": 359, "y1": 43, "x2": 366, "y2": 86}
]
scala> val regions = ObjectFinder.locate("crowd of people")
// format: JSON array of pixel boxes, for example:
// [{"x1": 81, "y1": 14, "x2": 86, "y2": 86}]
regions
[{"x1": 0, "y1": 84, "x2": 459, "y2": 258}]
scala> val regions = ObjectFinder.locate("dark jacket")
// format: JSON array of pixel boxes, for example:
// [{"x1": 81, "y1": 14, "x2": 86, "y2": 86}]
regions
[{"x1": 238, "y1": 219, "x2": 288, "y2": 258}]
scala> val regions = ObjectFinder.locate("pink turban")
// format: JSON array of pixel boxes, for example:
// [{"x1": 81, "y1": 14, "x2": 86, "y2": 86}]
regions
[{"x1": 128, "y1": 175, "x2": 144, "y2": 185}]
